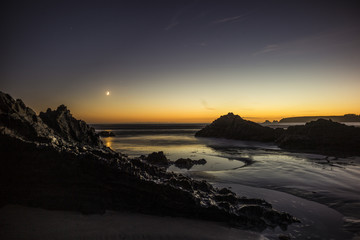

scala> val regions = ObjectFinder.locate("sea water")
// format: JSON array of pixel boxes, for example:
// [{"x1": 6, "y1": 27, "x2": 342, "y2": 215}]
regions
[{"x1": 92, "y1": 123, "x2": 360, "y2": 240}]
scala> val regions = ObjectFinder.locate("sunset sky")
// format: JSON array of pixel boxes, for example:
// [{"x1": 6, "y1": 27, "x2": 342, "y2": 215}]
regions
[{"x1": 2, "y1": 0, "x2": 360, "y2": 123}]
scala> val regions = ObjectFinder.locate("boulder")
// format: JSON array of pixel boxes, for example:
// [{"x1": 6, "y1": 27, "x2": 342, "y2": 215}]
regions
[
  {"x1": 174, "y1": 158, "x2": 207, "y2": 170},
  {"x1": 145, "y1": 151, "x2": 171, "y2": 166}
]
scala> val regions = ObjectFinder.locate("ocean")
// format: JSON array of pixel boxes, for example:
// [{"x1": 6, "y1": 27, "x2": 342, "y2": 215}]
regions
[{"x1": 92, "y1": 123, "x2": 360, "y2": 240}]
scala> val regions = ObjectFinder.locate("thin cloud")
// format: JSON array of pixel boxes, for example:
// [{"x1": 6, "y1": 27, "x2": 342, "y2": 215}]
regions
[
  {"x1": 253, "y1": 28, "x2": 360, "y2": 57},
  {"x1": 164, "y1": 21, "x2": 179, "y2": 31},
  {"x1": 253, "y1": 44, "x2": 280, "y2": 56},
  {"x1": 213, "y1": 13, "x2": 250, "y2": 24},
  {"x1": 201, "y1": 100, "x2": 215, "y2": 110},
  {"x1": 164, "y1": 2, "x2": 195, "y2": 31}
]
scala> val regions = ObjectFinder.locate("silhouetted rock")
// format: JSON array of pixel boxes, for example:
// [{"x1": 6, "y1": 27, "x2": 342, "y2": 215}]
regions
[
  {"x1": 0, "y1": 92, "x2": 58, "y2": 143},
  {"x1": 39, "y1": 105, "x2": 103, "y2": 148},
  {"x1": 145, "y1": 151, "x2": 170, "y2": 166},
  {"x1": 174, "y1": 158, "x2": 207, "y2": 170},
  {"x1": 0, "y1": 91, "x2": 299, "y2": 230},
  {"x1": 279, "y1": 114, "x2": 360, "y2": 123},
  {"x1": 276, "y1": 119, "x2": 360, "y2": 156},
  {"x1": 98, "y1": 131, "x2": 115, "y2": 137},
  {"x1": 197, "y1": 114, "x2": 360, "y2": 156},
  {"x1": 264, "y1": 120, "x2": 271, "y2": 124},
  {"x1": 195, "y1": 113, "x2": 283, "y2": 142}
]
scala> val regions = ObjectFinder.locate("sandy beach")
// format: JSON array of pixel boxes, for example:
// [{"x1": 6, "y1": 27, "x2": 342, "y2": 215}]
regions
[{"x1": 0, "y1": 205, "x2": 264, "y2": 240}]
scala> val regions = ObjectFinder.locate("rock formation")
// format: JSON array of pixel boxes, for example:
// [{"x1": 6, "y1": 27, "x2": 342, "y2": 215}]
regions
[
  {"x1": 143, "y1": 151, "x2": 171, "y2": 166},
  {"x1": 276, "y1": 119, "x2": 360, "y2": 156},
  {"x1": 174, "y1": 158, "x2": 207, "y2": 170},
  {"x1": 0, "y1": 91, "x2": 299, "y2": 231},
  {"x1": 196, "y1": 113, "x2": 360, "y2": 156},
  {"x1": 39, "y1": 105, "x2": 103, "y2": 147},
  {"x1": 195, "y1": 113, "x2": 283, "y2": 142}
]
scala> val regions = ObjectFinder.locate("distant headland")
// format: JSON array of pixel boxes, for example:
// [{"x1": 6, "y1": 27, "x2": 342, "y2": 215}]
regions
[{"x1": 278, "y1": 114, "x2": 360, "y2": 123}]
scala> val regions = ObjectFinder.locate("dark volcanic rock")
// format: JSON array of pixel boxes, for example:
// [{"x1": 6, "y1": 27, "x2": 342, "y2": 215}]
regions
[
  {"x1": 174, "y1": 158, "x2": 207, "y2": 170},
  {"x1": 0, "y1": 91, "x2": 299, "y2": 231},
  {"x1": 276, "y1": 119, "x2": 360, "y2": 156},
  {"x1": 39, "y1": 105, "x2": 103, "y2": 148},
  {"x1": 98, "y1": 131, "x2": 115, "y2": 137},
  {"x1": 195, "y1": 113, "x2": 283, "y2": 142},
  {"x1": 145, "y1": 151, "x2": 171, "y2": 166}
]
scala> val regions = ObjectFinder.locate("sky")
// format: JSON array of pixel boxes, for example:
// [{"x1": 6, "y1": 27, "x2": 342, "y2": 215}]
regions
[{"x1": 1, "y1": 0, "x2": 360, "y2": 123}]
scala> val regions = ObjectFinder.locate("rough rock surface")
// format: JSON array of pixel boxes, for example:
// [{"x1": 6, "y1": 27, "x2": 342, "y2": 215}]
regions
[
  {"x1": 144, "y1": 151, "x2": 171, "y2": 166},
  {"x1": 195, "y1": 113, "x2": 283, "y2": 142},
  {"x1": 174, "y1": 158, "x2": 207, "y2": 170},
  {"x1": 276, "y1": 119, "x2": 360, "y2": 156},
  {"x1": 0, "y1": 91, "x2": 299, "y2": 231},
  {"x1": 39, "y1": 105, "x2": 103, "y2": 148}
]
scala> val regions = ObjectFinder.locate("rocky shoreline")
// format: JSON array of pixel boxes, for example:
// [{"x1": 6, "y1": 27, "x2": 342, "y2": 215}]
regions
[
  {"x1": 196, "y1": 113, "x2": 360, "y2": 156},
  {"x1": 0, "y1": 91, "x2": 298, "y2": 231}
]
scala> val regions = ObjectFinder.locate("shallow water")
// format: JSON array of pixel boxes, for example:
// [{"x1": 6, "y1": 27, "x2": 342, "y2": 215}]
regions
[{"x1": 93, "y1": 124, "x2": 360, "y2": 239}]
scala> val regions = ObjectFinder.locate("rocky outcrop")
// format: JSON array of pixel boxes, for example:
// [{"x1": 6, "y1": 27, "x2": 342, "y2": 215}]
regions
[
  {"x1": 276, "y1": 119, "x2": 360, "y2": 156},
  {"x1": 0, "y1": 91, "x2": 299, "y2": 231},
  {"x1": 0, "y1": 92, "x2": 57, "y2": 143},
  {"x1": 143, "y1": 151, "x2": 171, "y2": 166},
  {"x1": 197, "y1": 113, "x2": 360, "y2": 156},
  {"x1": 174, "y1": 158, "x2": 207, "y2": 170},
  {"x1": 39, "y1": 105, "x2": 103, "y2": 148},
  {"x1": 195, "y1": 113, "x2": 283, "y2": 142}
]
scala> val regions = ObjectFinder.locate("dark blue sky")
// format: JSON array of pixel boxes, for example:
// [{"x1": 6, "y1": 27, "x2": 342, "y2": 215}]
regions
[{"x1": 1, "y1": 0, "x2": 360, "y2": 122}]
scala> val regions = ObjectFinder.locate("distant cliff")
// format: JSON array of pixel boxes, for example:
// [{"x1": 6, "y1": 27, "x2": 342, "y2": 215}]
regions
[
  {"x1": 196, "y1": 113, "x2": 360, "y2": 156},
  {"x1": 279, "y1": 114, "x2": 360, "y2": 123}
]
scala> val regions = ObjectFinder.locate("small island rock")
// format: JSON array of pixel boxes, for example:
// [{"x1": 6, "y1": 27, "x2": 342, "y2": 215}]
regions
[{"x1": 174, "y1": 158, "x2": 207, "y2": 170}]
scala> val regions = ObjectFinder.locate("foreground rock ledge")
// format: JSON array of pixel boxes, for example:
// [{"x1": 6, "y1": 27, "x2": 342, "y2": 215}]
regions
[{"x1": 0, "y1": 91, "x2": 299, "y2": 231}]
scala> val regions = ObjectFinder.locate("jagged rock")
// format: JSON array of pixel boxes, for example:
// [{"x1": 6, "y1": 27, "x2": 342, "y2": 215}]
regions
[
  {"x1": 0, "y1": 91, "x2": 299, "y2": 230},
  {"x1": 98, "y1": 131, "x2": 115, "y2": 137},
  {"x1": 174, "y1": 158, "x2": 207, "y2": 170},
  {"x1": 0, "y1": 92, "x2": 59, "y2": 143},
  {"x1": 195, "y1": 113, "x2": 283, "y2": 142},
  {"x1": 39, "y1": 105, "x2": 103, "y2": 148},
  {"x1": 276, "y1": 119, "x2": 360, "y2": 156},
  {"x1": 145, "y1": 151, "x2": 171, "y2": 166}
]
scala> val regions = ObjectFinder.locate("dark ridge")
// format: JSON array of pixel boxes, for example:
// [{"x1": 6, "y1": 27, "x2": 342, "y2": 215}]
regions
[{"x1": 279, "y1": 114, "x2": 360, "y2": 123}]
